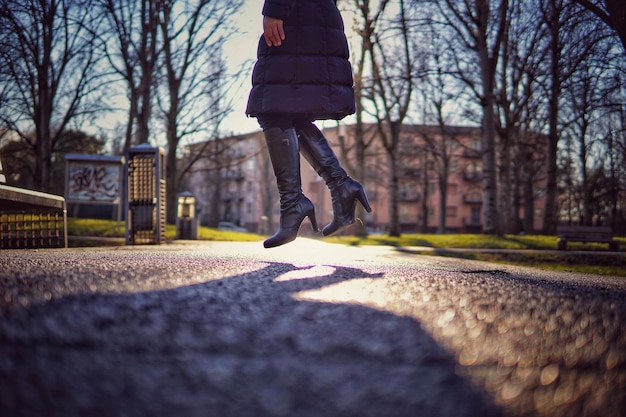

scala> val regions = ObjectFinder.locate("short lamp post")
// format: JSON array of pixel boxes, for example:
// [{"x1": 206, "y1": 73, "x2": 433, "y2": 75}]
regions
[{"x1": 176, "y1": 191, "x2": 197, "y2": 239}]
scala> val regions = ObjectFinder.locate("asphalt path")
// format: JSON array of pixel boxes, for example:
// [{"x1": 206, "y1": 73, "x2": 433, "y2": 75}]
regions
[{"x1": 1, "y1": 239, "x2": 625, "y2": 417}]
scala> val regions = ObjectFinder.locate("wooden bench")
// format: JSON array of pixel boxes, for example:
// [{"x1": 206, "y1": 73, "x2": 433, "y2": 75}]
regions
[
  {"x1": 556, "y1": 225, "x2": 619, "y2": 251},
  {"x1": 0, "y1": 160, "x2": 68, "y2": 249}
]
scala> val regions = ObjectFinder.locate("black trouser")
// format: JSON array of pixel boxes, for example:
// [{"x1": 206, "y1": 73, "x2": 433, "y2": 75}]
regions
[{"x1": 256, "y1": 113, "x2": 316, "y2": 132}]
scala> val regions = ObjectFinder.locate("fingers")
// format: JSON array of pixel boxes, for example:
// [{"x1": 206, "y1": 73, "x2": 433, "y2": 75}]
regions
[{"x1": 263, "y1": 16, "x2": 285, "y2": 47}]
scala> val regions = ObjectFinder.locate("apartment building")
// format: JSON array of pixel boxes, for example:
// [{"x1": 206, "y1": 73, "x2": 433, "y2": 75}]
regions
[{"x1": 185, "y1": 123, "x2": 547, "y2": 235}]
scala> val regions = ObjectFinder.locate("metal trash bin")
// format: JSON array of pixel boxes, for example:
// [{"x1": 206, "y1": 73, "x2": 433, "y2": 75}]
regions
[
  {"x1": 176, "y1": 191, "x2": 197, "y2": 239},
  {"x1": 125, "y1": 144, "x2": 166, "y2": 245}
]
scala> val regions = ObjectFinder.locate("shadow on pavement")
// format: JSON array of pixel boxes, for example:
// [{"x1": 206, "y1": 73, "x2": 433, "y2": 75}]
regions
[{"x1": 0, "y1": 260, "x2": 500, "y2": 417}]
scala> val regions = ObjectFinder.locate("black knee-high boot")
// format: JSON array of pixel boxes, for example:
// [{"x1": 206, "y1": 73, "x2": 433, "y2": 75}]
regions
[
  {"x1": 264, "y1": 127, "x2": 319, "y2": 248},
  {"x1": 296, "y1": 124, "x2": 372, "y2": 237}
]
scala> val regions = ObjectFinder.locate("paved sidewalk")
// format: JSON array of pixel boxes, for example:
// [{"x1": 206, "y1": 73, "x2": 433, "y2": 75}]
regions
[{"x1": 1, "y1": 239, "x2": 625, "y2": 417}]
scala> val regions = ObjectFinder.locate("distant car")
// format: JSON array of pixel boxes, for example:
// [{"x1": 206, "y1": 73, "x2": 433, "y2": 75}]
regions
[{"x1": 217, "y1": 221, "x2": 247, "y2": 233}]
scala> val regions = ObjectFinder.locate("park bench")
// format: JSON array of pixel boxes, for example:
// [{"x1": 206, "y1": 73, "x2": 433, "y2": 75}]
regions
[
  {"x1": 0, "y1": 160, "x2": 67, "y2": 249},
  {"x1": 556, "y1": 225, "x2": 619, "y2": 251}
]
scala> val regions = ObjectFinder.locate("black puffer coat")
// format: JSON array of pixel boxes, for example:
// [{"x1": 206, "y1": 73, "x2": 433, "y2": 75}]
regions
[{"x1": 245, "y1": 0, "x2": 355, "y2": 121}]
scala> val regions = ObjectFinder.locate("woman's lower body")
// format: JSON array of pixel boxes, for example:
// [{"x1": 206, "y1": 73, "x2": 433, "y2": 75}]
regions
[{"x1": 257, "y1": 114, "x2": 372, "y2": 248}]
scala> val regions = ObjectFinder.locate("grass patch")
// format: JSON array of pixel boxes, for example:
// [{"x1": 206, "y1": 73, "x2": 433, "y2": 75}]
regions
[
  {"x1": 195, "y1": 227, "x2": 264, "y2": 242},
  {"x1": 413, "y1": 249, "x2": 626, "y2": 277},
  {"x1": 67, "y1": 217, "x2": 264, "y2": 243},
  {"x1": 324, "y1": 233, "x2": 558, "y2": 250},
  {"x1": 67, "y1": 219, "x2": 625, "y2": 277},
  {"x1": 67, "y1": 218, "x2": 126, "y2": 237},
  {"x1": 325, "y1": 233, "x2": 626, "y2": 277}
]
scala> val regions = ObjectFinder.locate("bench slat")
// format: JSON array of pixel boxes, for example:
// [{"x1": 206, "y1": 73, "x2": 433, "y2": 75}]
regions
[
  {"x1": 0, "y1": 184, "x2": 66, "y2": 210},
  {"x1": 556, "y1": 225, "x2": 618, "y2": 250},
  {"x1": 0, "y1": 184, "x2": 67, "y2": 249}
]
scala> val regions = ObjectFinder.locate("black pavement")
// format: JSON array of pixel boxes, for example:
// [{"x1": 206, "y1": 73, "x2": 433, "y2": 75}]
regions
[{"x1": 0, "y1": 239, "x2": 625, "y2": 417}]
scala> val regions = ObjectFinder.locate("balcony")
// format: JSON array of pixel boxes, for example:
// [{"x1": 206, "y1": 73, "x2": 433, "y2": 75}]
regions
[
  {"x1": 463, "y1": 148, "x2": 482, "y2": 158},
  {"x1": 222, "y1": 169, "x2": 244, "y2": 181},
  {"x1": 463, "y1": 194, "x2": 482, "y2": 204},
  {"x1": 463, "y1": 172, "x2": 483, "y2": 182},
  {"x1": 221, "y1": 192, "x2": 244, "y2": 203},
  {"x1": 399, "y1": 192, "x2": 420, "y2": 202}
]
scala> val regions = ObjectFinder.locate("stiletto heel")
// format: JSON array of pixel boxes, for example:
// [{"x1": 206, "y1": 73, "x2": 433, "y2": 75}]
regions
[
  {"x1": 307, "y1": 209, "x2": 320, "y2": 233},
  {"x1": 356, "y1": 187, "x2": 372, "y2": 213}
]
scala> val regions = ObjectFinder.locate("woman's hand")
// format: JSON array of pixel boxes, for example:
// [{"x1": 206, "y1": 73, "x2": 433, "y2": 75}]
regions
[{"x1": 263, "y1": 16, "x2": 285, "y2": 47}]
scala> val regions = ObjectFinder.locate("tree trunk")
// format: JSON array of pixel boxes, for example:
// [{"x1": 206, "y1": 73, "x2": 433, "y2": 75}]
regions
[
  {"x1": 542, "y1": 0, "x2": 562, "y2": 234},
  {"x1": 387, "y1": 149, "x2": 400, "y2": 237},
  {"x1": 438, "y1": 169, "x2": 448, "y2": 234},
  {"x1": 353, "y1": 122, "x2": 369, "y2": 237},
  {"x1": 478, "y1": 46, "x2": 500, "y2": 235},
  {"x1": 523, "y1": 169, "x2": 534, "y2": 234},
  {"x1": 499, "y1": 134, "x2": 516, "y2": 234},
  {"x1": 166, "y1": 115, "x2": 179, "y2": 225},
  {"x1": 421, "y1": 150, "x2": 429, "y2": 233}
]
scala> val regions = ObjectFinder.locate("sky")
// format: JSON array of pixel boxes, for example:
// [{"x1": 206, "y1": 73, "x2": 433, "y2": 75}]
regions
[
  {"x1": 220, "y1": 0, "x2": 263, "y2": 135},
  {"x1": 95, "y1": 1, "x2": 355, "y2": 144}
]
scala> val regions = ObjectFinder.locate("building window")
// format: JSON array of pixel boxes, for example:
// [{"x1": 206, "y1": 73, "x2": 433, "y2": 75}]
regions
[
  {"x1": 399, "y1": 205, "x2": 411, "y2": 223},
  {"x1": 464, "y1": 162, "x2": 483, "y2": 181},
  {"x1": 446, "y1": 206, "x2": 457, "y2": 218},
  {"x1": 470, "y1": 207, "x2": 481, "y2": 224}
]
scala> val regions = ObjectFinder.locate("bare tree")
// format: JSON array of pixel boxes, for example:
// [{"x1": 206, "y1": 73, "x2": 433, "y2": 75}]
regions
[
  {"x1": 417, "y1": 14, "x2": 465, "y2": 234},
  {"x1": 364, "y1": 0, "x2": 421, "y2": 237},
  {"x1": 561, "y1": 28, "x2": 620, "y2": 225},
  {"x1": 99, "y1": 0, "x2": 160, "y2": 149},
  {"x1": 570, "y1": 0, "x2": 626, "y2": 232},
  {"x1": 540, "y1": 0, "x2": 567, "y2": 234},
  {"x1": 435, "y1": 0, "x2": 510, "y2": 235},
  {"x1": 157, "y1": 0, "x2": 242, "y2": 223},
  {"x1": 338, "y1": 0, "x2": 383, "y2": 236},
  {"x1": 0, "y1": 0, "x2": 104, "y2": 192},
  {"x1": 573, "y1": 0, "x2": 626, "y2": 53},
  {"x1": 539, "y1": 0, "x2": 610, "y2": 232},
  {"x1": 495, "y1": 0, "x2": 548, "y2": 233}
]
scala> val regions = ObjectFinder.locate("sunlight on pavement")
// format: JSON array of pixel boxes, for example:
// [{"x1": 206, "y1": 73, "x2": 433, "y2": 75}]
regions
[
  {"x1": 293, "y1": 279, "x2": 395, "y2": 312},
  {"x1": 274, "y1": 265, "x2": 336, "y2": 281},
  {"x1": 257, "y1": 237, "x2": 400, "y2": 266}
]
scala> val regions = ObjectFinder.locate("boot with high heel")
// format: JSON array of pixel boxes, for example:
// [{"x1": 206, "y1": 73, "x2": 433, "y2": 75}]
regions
[
  {"x1": 263, "y1": 127, "x2": 319, "y2": 248},
  {"x1": 296, "y1": 123, "x2": 372, "y2": 236}
]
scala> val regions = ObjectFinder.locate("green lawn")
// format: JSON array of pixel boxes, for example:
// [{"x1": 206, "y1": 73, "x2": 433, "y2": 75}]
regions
[
  {"x1": 325, "y1": 234, "x2": 626, "y2": 277},
  {"x1": 323, "y1": 233, "x2": 558, "y2": 250},
  {"x1": 66, "y1": 218, "x2": 264, "y2": 242},
  {"x1": 67, "y1": 218, "x2": 626, "y2": 277}
]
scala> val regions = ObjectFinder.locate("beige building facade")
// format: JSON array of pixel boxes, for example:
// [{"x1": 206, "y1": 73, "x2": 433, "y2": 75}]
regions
[{"x1": 185, "y1": 123, "x2": 547, "y2": 235}]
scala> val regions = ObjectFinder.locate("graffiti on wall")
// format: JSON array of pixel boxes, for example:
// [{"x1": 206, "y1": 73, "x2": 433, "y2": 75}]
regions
[{"x1": 67, "y1": 163, "x2": 121, "y2": 202}]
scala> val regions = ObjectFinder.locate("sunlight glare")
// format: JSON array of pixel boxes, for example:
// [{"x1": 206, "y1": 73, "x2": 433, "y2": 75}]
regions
[
  {"x1": 293, "y1": 279, "x2": 389, "y2": 311},
  {"x1": 274, "y1": 265, "x2": 336, "y2": 282}
]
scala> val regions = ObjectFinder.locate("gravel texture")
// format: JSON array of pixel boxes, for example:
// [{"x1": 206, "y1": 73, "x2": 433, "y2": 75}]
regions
[{"x1": 1, "y1": 239, "x2": 625, "y2": 417}]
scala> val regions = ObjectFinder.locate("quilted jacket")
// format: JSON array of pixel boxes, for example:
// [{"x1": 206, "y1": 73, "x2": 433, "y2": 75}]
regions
[{"x1": 245, "y1": 0, "x2": 355, "y2": 120}]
